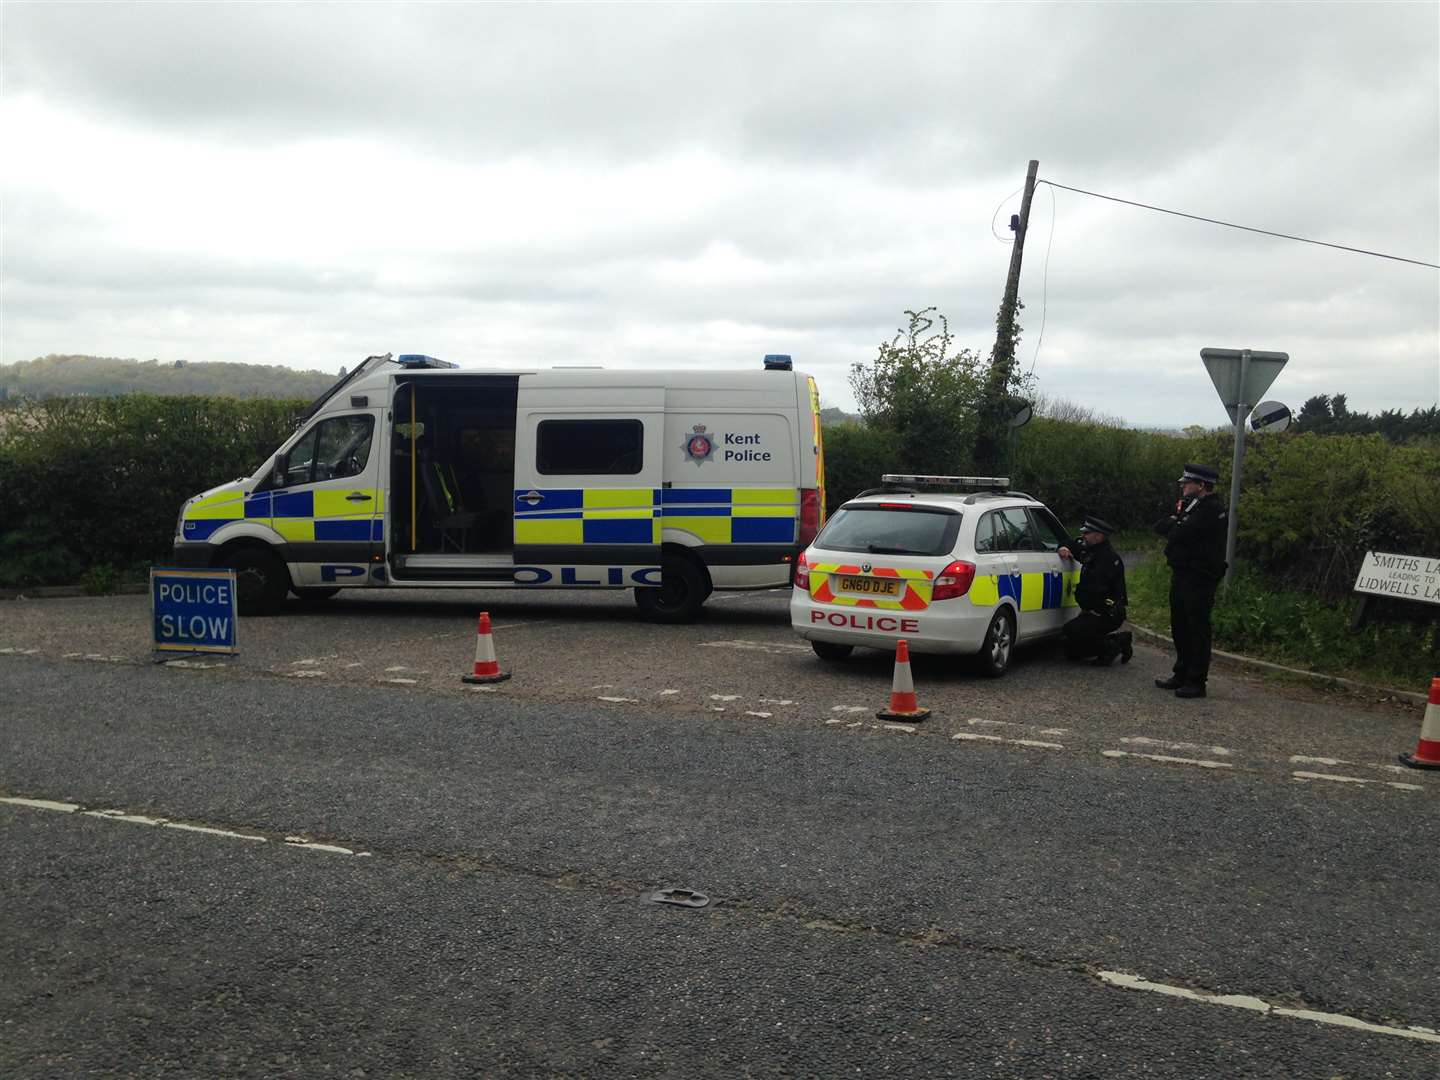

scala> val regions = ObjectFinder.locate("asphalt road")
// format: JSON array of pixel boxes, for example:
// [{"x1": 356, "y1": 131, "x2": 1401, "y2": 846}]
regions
[{"x1": 3, "y1": 589, "x2": 1438, "y2": 1077}]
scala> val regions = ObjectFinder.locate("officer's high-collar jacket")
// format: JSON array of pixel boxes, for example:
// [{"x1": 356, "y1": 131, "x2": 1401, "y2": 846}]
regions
[
  {"x1": 1073, "y1": 537, "x2": 1127, "y2": 614},
  {"x1": 1154, "y1": 492, "x2": 1228, "y2": 577}
]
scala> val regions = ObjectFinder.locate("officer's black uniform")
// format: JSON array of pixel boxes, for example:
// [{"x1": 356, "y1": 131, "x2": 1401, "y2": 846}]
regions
[
  {"x1": 1153, "y1": 463, "x2": 1228, "y2": 697},
  {"x1": 1061, "y1": 515, "x2": 1131, "y2": 665}
]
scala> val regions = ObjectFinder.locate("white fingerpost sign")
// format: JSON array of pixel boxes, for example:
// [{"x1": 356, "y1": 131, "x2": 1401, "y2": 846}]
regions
[{"x1": 1353, "y1": 552, "x2": 1440, "y2": 606}]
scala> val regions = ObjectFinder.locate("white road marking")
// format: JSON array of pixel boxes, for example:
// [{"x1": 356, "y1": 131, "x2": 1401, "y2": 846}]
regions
[
  {"x1": 1039, "y1": 728, "x2": 1070, "y2": 736},
  {"x1": 165, "y1": 822, "x2": 266, "y2": 842},
  {"x1": 744, "y1": 711, "x2": 774, "y2": 718},
  {"x1": 952, "y1": 733, "x2": 1064, "y2": 750},
  {"x1": 1097, "y1": 971, "x2": 1440, "y2": 1044},
  {"x1": 878, "y1": 724, "x2": 917, "y2": 734},
  {"x1": 84, "y1": 809, "x2": 168, "y2": 826},
  {"x1": 286, "y1": 670, "x2": 325, "y2": 678},
  {"x1": 465, "y1": 685, "x2": 499, "y2": 693},
  {"x1": 1122, "y1": 737, "x2": 1233, "y2": 756},
  {"x1": 0, "y1": 647, "x2": 42, "y2": 655},
  {"x1": 1292, "y1": 771, "x2": 1421, "y2": 792},
  {"x1": 385, "y1": 678, "x2": 419, "y2": 685},
  {"x1": 658, "y1": 689, "x2": 680, "y2": 696},
  {"x1": 161, "y1": 659, "x2": 223, "y2": 669},
  {"x1": 1102, "y1": 750, "x2": 1232, "y2": 769},
  {"x1": 702, "y1": 639, "x2": 811, "y2": 653},
  {"x1": 293, "y1": 658, "x2": 321, "y2": 666},
  {"x1": 591, "y1": 683, "x2": 615, "y2": 689},
  {"x1": 384, "y1": 665, "x2": 413, "y2": 672},
  {"x1": 284, "y1": 837, "x2": 364, "y2": 856},
  {"x1": 597, "y1": 696, "x2": 639, "y2": 703},
  {"x1": 830, "y1": 705, "x2": 869, "y2": 714},
  {"x1": 759, "y1": 698, "x2": 795, "y2": 706},
  {"x1": 967, "y1": 718, "x2": 1011, "y2": 727},
  {"x1": 1290, "y1": 754, "x2": 1348, "y2": 766},
  {"x1": 709, "y1": 694, "x2": 740, "y2": 701},
  {"x1": 1, "y1": 796, "x2": 80, "y2": 813}
]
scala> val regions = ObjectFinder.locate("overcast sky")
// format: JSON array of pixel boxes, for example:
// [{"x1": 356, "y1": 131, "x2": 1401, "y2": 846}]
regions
[{"x1": 3, "y1": 2, "x2": 1437, "y2": 427}]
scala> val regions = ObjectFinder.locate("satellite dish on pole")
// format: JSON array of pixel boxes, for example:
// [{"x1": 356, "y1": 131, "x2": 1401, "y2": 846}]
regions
[{"x1": 1250, "y1": 401, "x2": 1291, "y2": 434}]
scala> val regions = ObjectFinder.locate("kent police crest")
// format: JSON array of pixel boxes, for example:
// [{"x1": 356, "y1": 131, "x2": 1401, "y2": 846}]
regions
[{"x1": 682, "y1": 424, "x2": 715, "y2": 466}]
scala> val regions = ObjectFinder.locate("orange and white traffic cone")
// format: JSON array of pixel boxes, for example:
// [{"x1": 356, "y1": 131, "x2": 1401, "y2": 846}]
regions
[
  {"x1": 462, "y1": 611, "x2": 511, "y2": 684},
  {"x1": 1399, "y1": 677, "x2": 1440, "y2": 770},
  {"x1": 876, "y1": 639, "x2": 930, "y2": 722}
]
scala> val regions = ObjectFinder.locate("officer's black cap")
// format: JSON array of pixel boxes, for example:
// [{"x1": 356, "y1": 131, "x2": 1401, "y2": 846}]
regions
[
  {"x1": 1178, "y1": 463, "x2": 1219, "y2": 484},
  {"x1": 1079, "y1": 515, "x2": 1115, "y2": 535}
]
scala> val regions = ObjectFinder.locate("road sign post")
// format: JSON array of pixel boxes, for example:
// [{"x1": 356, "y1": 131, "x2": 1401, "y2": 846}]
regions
[{"x1": 1200, "y1": 348, "x2": 1289, "y2": 586}]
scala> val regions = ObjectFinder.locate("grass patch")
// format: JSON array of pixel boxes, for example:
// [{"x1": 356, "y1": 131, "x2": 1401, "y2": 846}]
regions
[{"x1": 1125, "y1": 547, "x2": 1439, "y2": 690}]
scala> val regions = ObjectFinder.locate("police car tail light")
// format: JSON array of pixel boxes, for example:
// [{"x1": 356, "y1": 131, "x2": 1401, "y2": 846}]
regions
[
  {"x1": 798, "y1": 489, "x2": 822, "y2": 548},
  {"x1": 794, "y1": 551, "x2": 810, "y2": 589},
  {"x1": 932, "y1": 560, "x2": 976, "y2": 601}
]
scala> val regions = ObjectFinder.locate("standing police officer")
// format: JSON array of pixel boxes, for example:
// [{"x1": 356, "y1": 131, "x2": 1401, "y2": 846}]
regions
[
  {"x1": 1153, "y1": 463, "x2": 1227, "y2": 698},
  {"x1": 1057, "y1": 514, "x2": 1132, "y2": 666}
]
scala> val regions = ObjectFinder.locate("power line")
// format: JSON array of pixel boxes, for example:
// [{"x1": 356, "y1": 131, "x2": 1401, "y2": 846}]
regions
[{"x1": 1038, "y1": 180, "x2": 1440, "y2": 269}]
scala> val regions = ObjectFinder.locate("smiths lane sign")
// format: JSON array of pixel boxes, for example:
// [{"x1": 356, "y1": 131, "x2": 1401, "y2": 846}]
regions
[
  {"x1": 151, "y1": 568, "x2": 239, "y2": 654},
  {"x1": 1353, "y1": 551, "x2": 1440, "y2": 606}
]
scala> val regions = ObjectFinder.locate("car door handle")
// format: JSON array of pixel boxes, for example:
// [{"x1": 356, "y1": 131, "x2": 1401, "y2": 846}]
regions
[
  {"x1": 345, "y1": 492, "x2": 373, "y2": 502},
  {"x1": 519, "y1": 490, "x2": 544, "y2": 507}
]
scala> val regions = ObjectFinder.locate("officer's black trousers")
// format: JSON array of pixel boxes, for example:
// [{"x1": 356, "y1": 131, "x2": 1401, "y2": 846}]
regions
[
  {"x1": 1168, "y1": 569, "x2": 1219, "y2": 684},
  {"x1": 1063, "y1": 611, "x2": 1124, "y2": 660}
]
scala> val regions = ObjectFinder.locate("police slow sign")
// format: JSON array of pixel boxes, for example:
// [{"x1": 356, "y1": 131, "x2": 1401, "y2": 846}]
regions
[{"x1": 151, "y1": 568, "x2": 239, "y2": 655}]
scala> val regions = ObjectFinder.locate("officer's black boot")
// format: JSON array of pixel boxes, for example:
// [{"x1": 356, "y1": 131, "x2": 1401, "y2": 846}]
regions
[
  {"x1": 1154, "y1": 673, "x2": 1184, "y2": 690},
  {"x1": 1175, "y1": 682, "x2": 1207, "y2": 699},
  {"x1": 1092, "y1": 636, "x2": 1120, "y2": 667},
  {"x1": 1117, "y1": 632, "x2": 1133, "y2": 664}
]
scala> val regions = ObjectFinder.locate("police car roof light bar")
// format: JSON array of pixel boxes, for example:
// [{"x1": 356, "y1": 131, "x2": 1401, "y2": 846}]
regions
[
  {"x1": 763, "y1": 354, "x2": 793, "y2": 371},
  {"x1": 881, "y1": 473, "x2": 1011, "y2": 489}
]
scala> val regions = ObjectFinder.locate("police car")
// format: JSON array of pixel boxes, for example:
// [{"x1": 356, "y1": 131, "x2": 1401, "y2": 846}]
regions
[{"x1": 789, "y1": 475, "x2": 1080, "y2": 676}]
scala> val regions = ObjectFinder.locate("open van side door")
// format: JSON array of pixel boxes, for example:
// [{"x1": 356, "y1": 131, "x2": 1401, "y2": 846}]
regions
[{"x1": 512, "y1": 382, "x2": 665, "y2": 587}]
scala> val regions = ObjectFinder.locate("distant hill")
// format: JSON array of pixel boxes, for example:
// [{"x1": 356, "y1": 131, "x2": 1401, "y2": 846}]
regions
[
  {"x1": 0, "y1": 355, "x2": 341, "y2": 400},
  {"x1": 819, "y1": 406, "x2": 861, "y2": 426}
]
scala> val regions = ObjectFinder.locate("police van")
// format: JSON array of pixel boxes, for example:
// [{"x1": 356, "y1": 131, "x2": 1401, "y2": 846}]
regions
[{"x1": 173, "y1": 353, "x2": 827, "y2": 620}]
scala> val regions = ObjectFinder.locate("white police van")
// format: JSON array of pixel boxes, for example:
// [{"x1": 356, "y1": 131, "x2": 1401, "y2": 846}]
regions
[
  {"x1": 173, "y1": 353, "x2": 827, "y2": 620},
  {"x1": 789, "y1": 475, "x2": 1081, "y2": 676}
]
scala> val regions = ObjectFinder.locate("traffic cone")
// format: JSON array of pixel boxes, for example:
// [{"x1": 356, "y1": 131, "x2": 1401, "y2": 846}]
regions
[
  {"x1": 876, "y1": 639, "x2": 930, "y2": 722},
  {"x1": 1399, "y1": 677, "x2": 1440, "y2": 770},
  {"x1": 462, "y1": 611, "x2": 511, "y2": 684}
]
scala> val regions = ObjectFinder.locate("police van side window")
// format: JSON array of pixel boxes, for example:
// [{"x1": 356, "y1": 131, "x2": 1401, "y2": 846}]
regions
[
  {"x1": 278, "y1": 416, "x2": 374, "y2": 487},
  {"x1": 537, "y1": 419, "x2": 643, "y2": 475}
]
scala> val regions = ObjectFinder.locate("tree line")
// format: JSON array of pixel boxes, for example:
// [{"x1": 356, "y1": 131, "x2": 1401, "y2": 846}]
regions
[{"x1": 0, "y1": 355, "x2": 340, "y2": 401}]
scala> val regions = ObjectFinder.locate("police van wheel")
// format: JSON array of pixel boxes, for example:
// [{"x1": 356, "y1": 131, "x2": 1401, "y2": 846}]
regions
[
  {"x1": 974, "y1": 609, "x2": 1015, "y2": 678},
  {"x1": 811, "y1": 641, "x2": 853, "y2": 663},
  {"x1": 222, "y1": 547, "x2": 290, "y2": 616},
  {"x1": 635, "y1": 556, "x2": 708, "y2": 623}
]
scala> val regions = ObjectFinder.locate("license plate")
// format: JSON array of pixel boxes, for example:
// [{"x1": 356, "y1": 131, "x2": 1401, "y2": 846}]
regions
[{"x1": 835, "y1": 574, "x2": 900, "y2": 597}]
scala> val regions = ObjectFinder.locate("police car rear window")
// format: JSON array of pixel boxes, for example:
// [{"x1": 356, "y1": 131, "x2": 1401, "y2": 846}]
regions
[{"x1": 815, "y1": 505, "x2": 961, "y2": 556}]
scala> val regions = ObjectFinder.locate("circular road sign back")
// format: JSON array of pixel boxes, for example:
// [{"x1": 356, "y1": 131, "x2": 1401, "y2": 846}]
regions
[{"x1": 1250, "y1": 400, "x2": 1291, "y2": 434}]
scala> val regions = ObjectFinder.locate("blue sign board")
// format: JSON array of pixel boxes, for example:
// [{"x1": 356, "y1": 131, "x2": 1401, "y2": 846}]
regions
[{"x1": 151, "y1": 568, "x2": 239, "y2": 654}]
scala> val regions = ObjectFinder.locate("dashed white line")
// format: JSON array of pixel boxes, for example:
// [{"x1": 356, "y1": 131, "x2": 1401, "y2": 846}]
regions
[
  {"x1": 2, "y1": 796, "x2": 80, "y2": 813},
  {"x1": 597, "y1": 695, "x2": 639, "y2": 704},
  {"x1": 953, "y1": 732, "x2": 1065, "y2": 750},
  {"x1": 1097, "y1": 971, "x2": 1440, "y2": 1044},
  {"x1": 1102, "y1": 750, "x2": 1233, "y2": 769},
  {"x1": 744, "y1": 711, "x2": 774, "y2": 719},
  {"x1": 1122, "y1": 737, "x2": 1233, "y2": 756},
  {"x1": 165, "y1": 822, "x2": 266, "y2": 842},
  {"x1": 709, "y1": 694, "x2": 740, "y2": 702},
  {"x1": 1291, "y1": 771, "x2": 1421, "y2": 792},
  {"x1": 701, "y1": 639, "x2": 811, "y2": 653},
  {"x1": 385, "y1": 678, "x2": 419, "y2": 685}
]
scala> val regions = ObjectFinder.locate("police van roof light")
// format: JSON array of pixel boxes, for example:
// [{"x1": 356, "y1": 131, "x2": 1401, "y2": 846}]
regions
[
  {"x1": 396, "y1": 354, "x2": 459, "y2": 369},
  {"x1": 881, "y1": 473, "x2": 1010, "y2": 488},
  {"x1": 763, "y1": 354, "x2": 792, "y2": 371}
]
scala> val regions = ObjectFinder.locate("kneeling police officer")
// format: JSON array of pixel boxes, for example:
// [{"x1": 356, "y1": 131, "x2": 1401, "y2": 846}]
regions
[{"x1": 1057, "y1": 514, "x2": 1132, "y2": 667}]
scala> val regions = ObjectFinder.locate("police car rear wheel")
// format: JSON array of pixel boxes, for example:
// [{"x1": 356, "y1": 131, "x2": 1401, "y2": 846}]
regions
[
  {"x1": 975, "y1": 609, "x2": 1015, "y2": 678},
  {"x1": 222, "y1": 547, "x2": 289, "y2": 616},
  {"x1": 811, "y1": 641, "x2": 853, "y2": 662},
  {"x1": 634, "y1": 555, "x2": 708, "y2": 623}
]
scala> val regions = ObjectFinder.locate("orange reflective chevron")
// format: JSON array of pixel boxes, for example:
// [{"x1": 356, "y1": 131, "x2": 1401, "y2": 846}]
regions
[{"x1": 808, "y1": 562, "x2": 933, "y2": 611}]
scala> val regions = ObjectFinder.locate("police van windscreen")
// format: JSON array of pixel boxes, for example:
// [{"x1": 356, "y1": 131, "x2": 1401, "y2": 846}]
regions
[{"x1": 814, "y1": 506, "x2": 961, "y2": 556}]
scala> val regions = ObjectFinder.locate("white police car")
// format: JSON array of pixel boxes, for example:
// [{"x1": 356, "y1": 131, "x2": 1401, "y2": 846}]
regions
[{"x1": 789, "y1": 475, "x2": 1081, "y2": 676}]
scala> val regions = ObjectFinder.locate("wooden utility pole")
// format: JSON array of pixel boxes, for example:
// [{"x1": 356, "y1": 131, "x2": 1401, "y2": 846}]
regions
[{"x1": 976, "y1": 159, "x2": 1039, "y2": 473}]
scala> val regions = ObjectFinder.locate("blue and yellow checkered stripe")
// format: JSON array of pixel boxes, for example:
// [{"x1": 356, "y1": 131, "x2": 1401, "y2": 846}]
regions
[
  {"x1": 969, "y1": 569, "x2": 1079, "y2": 610},
  {"x1": 181, "y1": 490, "x2": 384, "y2": 543},
  {"x1": 513, "y1": 487, "x2": 798, "y2": 546}
]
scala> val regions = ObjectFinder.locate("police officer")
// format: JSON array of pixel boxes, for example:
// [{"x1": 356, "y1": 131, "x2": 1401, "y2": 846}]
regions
[
  {"x1": 1153, "y1": 463, "x2": 1228, "y2": 698},
  {"x1": 1057, "y1": 514, "x2": 1132, "y2": 666}
]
